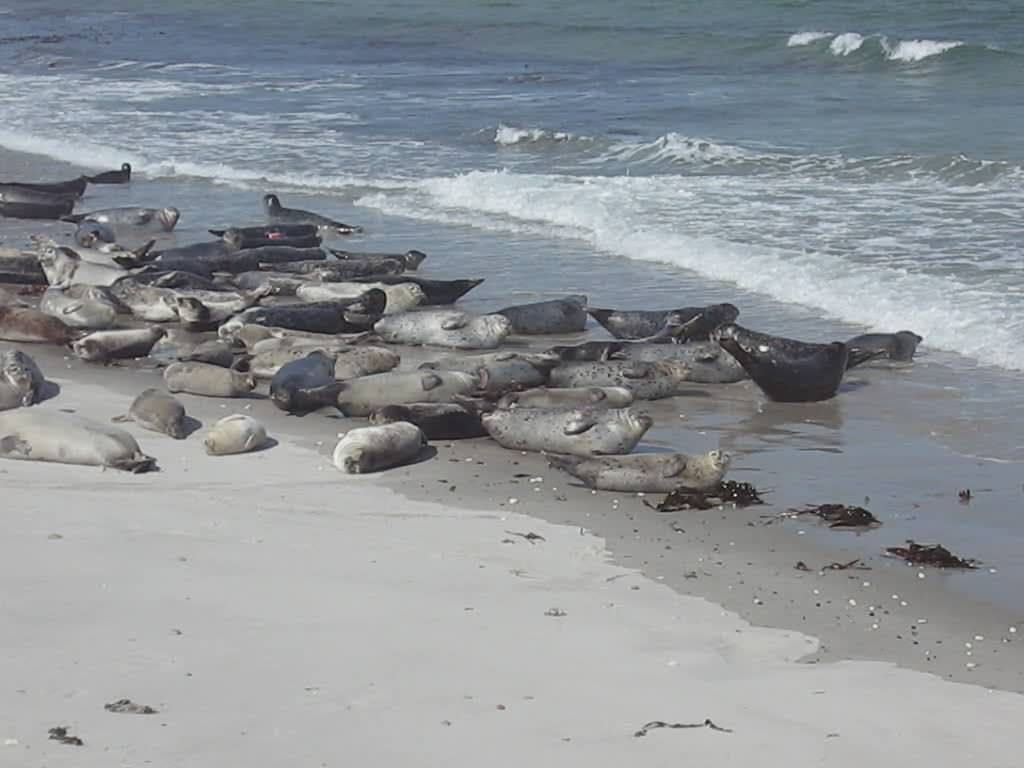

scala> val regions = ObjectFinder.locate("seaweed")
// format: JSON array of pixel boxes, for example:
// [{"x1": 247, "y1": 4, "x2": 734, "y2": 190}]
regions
[
  {"x1": 634, "y1": 719, "x2": 733, "y2": 737},
  {"x1": 795, "y1": 504, "x2": 881, "y2": 528},
  {"x1": 104, "y1": 699, "x2": 158, "y2": 715},
  {"x1": 884, "y1": 540, "x2": 977, "y2": 569},
  {"x1": 644, "y1": 481, "x2": 766, "y2": 513},
  {"x1": 48, "y1": 726, "x2": 83, "y2": 746}
]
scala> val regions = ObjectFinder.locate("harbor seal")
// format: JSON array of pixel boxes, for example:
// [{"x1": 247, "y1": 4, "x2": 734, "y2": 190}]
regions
[
  {"x1": 713, "y1": 323, "x2": 848, "y2": 402},
  {"x1": 496, "y1": 296, "x2": 588, "y2": 335},
  {"x1": 267, "y1": 258, "x2": 403, "y2": 278},
  {"x1": 72, "y1": 327, "x2": 165, "y2": 363},
  {"x1": 203, "y1": 414, "x2": 269, "y2": 456},
  {"x1": 180, "y1": 339, "x2": 238, "y2": 369},
  {"x1": 0, "y1": 349, "x2": 46, "y2": 410},
  {"x1": 210, "y1": 224, "x2": 320, "y2": 249},
  {"x1": 0, "y1": 410, "x2": 156, "y2": 472},
  {"x1": 611, "y1": 341, "x2": 747, "y2": 383},
  {"x1": 296, "y1": 281, "x2": 425, "y2": 315},
  {"x1": 333, "y1": 346, "x2": 401, "y2": 380},
  {"x1": 330, "y1": 248, "x2": 427, "y2": 271},
  {"x1": 588, "y1": 303, "x2": 739, "y2": 340},
  {"x1": 63, "y1": 206, "x2": 180, "y2": 232},
  {"x1": 846, "y1": 331, "x2": 923, "y2": 365},
  {"x1": 264, "y1": 193, "x2": 363, "y2": 235},
  {"x1": 368, "y1": 403, "x2": 486, "y2": 440},
  {"x1": 222, "y1": 291, "x2": 385, "y2": 335},
  {"x1": 84, "y1": 163, "x2": 131, "y2": 184},
  {"x1": 0, "y1": 177, "x2": 86, "y2": 197},
  {"x1": 546, "y1": 449, "x2": 731, "y2": 492},
  {"x1": 420, "y1": 351, "x2": 557, "y2": 395},
  {"x1": 547, "y1": 341, "x2": 624, "y2": 362},
  {"x1": 74, "y1": 220, "x2": 117, "y2": 248},
  {"x1": 0, "y1": 306, "x2": 76, "y2": 344},
  {"x1": 112, "y1": 389, "x2": 189, "y2": 439},
  {"x1": 548, "y1": 359, "x2": 695, "y2": 400},
  {"x1": 495, "y1": 386, "x2": 635, "y2": 410},
  {"x1": 373, "y1": 309, "x2": 511, "y2": 350},
  {"x1": 164, "y1": 362, "x2": 256, "y2": 397},
  {"x1": 333, "y1": 422, "x2": 428, "y2": 474},
  {"x1": 37, "y1": 244, "x2": 131, "y2": 288},
  {"x1": 269, "y1": 351, "x2": 339, "y2": 414},
  {"x1": 480, "y1": 407, "x2": 652, "y2": 456},
  {"x1": 39, "y1": 284, "x2": 122, "y2": 329},
  {"x1": 335, "y1": 370, "x2": 479, "y2": 417},
  {"x1": 347, "y1": 276, "x2": 484, "y2": 305}
]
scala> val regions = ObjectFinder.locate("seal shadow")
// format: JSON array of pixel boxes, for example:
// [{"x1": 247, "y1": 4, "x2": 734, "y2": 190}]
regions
[
  {"x1": 839, "y1": 379, "x2": 871, "y2": 394},
  {"x1": 407, "y1": 445, "x2": 439, "y2": 467},
  {"x1": 252, "y1": 437, "x2": 279, "y2": 453},
  {"x1": 37, "y1": 379, "x2": 61, "y2": 404}
]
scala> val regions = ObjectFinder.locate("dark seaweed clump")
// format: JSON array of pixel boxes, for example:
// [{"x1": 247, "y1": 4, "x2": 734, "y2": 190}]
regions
[
  {"x1": 885, "y1": 540, "x2": 977, "y2": 569},
  {"x1": 646, "y1": 481, "x2": 765, "y2": 512},
  {"x1": 795, "y1": 503, "x2": 881, "y2": 528}
]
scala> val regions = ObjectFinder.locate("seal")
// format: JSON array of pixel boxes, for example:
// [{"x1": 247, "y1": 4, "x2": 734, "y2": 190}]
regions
[
  {"x1": 846, "y1": 331, "x2": 923, "y2": 365},
  {"x1": 481, "y1": 406, "x2": 652, "y2": 457},
  {"x1": 268, "y1": 257, "x2": 404, "y2": 279},
  {"x1": 347, "y1": 276, "x2": 484, "y2": 305},
  {"x1": 0, "y1": 250, "x2": 47, "y2": 286},
  {"x1": 374, "y1": 309, "x2": 511, "y2": 350},
  {"x1": 164, "y1": 362, "x2": 256, "y2": 397},
  {"x1": 203, "y1": 414, "x2": 269, "y2": 456},
  {"x1": 496, "y1": 296, "x2": 588, "y2": 335},
  {"x1": 39, "y1": 284, "x2": 122, "y2": 329},
  {"x1": 151, "y1": 229, "x2": 244, "y2": 272},
  {"x1": 264, "y1": 193, "x2": 363, "y2": 235},
  {"x1": 210, "y1": 224, "x2": 320, "y2": 249},
  {"x1": 63, "y1": 206, "x2": 180, "y2": 232},
  {"x1": 0, "y1": 306, "x2": 76, "y2": 344},
  {"x1": 0, "y1": 410, "x2": 157, "y2": 472},
  {"x1": 269, "y1": 351, "x2": 340, "y2": 414},
  {"x1": 37, "y1": 244, "x2": 131, "y2": 288},
  {"x1": 368, "y1": 403, "x2": 486, "y2": 440},
  {"x1": 74, "y1": 220, "x2": 117, "y2": 248},
  {"x1": 546, "y1": 449, "x2": 731, "y2": 492},
  {"x1": 181, "y1": 339, "x2": 238, "y2": 369},
  {"x1": 332, "y1": 346, "x2": 401, "y2": 380},
  {"x1": 547, "y1": 340, "x2": 624, "y2": 362},
  {"x1": 548, "y1": 359, "x2": 695, "y2": 400},
  {"x1": 335, "y1": 370, "x2": 479, "y2": 417},
  {"x1": 296, "y1": 281, "x2": 425, "y2": 315},
  {"x1": 611, "y1": 341, "x2": 747, "y2": 383},
  {"x1": 713, "y1": 323, "x2": 849, "y2": 402},
  {"x1": 421, "y1": 351, "x2": 557, "y2": 395},
  {"x1": 112, "y1": 388, "x2": 189, "y2": 439},
  {"x1": 84, "y1": 163, "x2": 131, "y2": 184},
  {"x1": 171, "y1": 285, "x2": 271, "y2": 331},
  {"x1": 0, "y1": 349, "x2": 46, "y2": 411},
  {"x1": 495, "y1": 386, "x2": 635, "y2": 410},
  {"x1": 0, "y1": 194, "x2": 74, "y2": 220},
  {"x1": 72, "y1": 327, "x2": 165, "y2": 363},
  {"x1": 330, "y1": 248, "x2": 427, "y2": 271},
  {"x1": 587, "y1": 303, "x2": 739, "y2": 340},
  {"x1": 0, "y1": 177, "x2": 87, "y2": 197},
  {"x1": 222, "y1": 290, "x2": 385, "y2": 335},
  {"x1": 233, "y1": 271, "x2": 308, "y2": 296},
  {"x1": 333, "y1": 422, "x2": 427, "y2": 474}
]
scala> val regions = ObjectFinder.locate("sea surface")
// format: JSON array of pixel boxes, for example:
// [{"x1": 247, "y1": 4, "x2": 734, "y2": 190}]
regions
[{"x1": 1, "y1": 2, "x2": 1024, "y2": 603}]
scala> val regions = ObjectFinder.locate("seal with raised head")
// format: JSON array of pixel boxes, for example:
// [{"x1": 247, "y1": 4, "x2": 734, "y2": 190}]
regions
[
  {"x1": 0, "y1": 410, "x2": 156, "y2": 472},
  {"x1": 74, "y1": 220, "x2": 117, "y2": 248},
  {"x1": 39, "y1": 284, "x2": 122, "y2": 330},
  {"x1": 548, "y1": 359, "x2": 695, "y2": 400},
  {"x1": 374, "y1": 309, "x2": 511, "y2": 350},
  {"x1": 210, "y1": 224, "x2": 320, "y2": 249},
  {"x1": 37, "y1": 244, "x2": 131, "y2": 288},
  {"x1": 0, "y1": 306, "x2": 76, "y2": 344},
  {"x1": 547, "y1": 449, "x2": 730, "y2": 493},
  {"x1": 846, "y1": 331, "x2": 923, "y2": 365},
  {"x1": 164, "y1": 362, "x2": 256, "y2": 398},
  {"x1": 588, "y1": 302, "x2": 739, "y2": 340},
  {"x1": 270, "y1": 351, "x2": 340, "y2": 414},
  {"x1": 72, "y1": 327, "x2": 165, "y2": 363},
  {"x1": 481, "y1": 406, "x2": 653, "y2": 457},
  {"x1": 267, "y1": 257, "x2": 403, "y2": 279},
  {"x1": 112, "y1": 389, "x2": 189, "y2": 439},
  {"x1": 495, "y1": 386, "x2": 634, "y2": 410},
  {"x1": 333, "y1": 422, "x2": 428, "y2": 474},
  {"x1": 63, "y1": 206, "x2": 180, "y2": 232},
  {"x1": 84, "y1": 163, "x2": 131, "y2": 184},
  {"x1": 0, "y1": 349, "x2": 46, "y2": 411},
  {"x1": 496, "y1": 296, "x2": 588, "y2": 335},
  {"x1": 713, "y1": 323, "x2": 848, "y2": 403},
  {"x1": 368, "y1": 403, "x2": 486, "y2": 440},
  {"x1": 203, "y1": 414, "x2": 269, "y2": 456},
  {"x1": 335, "y1": 370, "x2": 479, "y2": 417},
  {"x1": 264, "y1": 193, "x2": 363, "y2": 235}
]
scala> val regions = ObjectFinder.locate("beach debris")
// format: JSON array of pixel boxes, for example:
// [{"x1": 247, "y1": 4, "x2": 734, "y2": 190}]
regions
[
  {"x1": 794, "y1": 504, "x2": 881, "y2": 528},
  {"x1": 884, "y1": 540, "x2": 977, "y2": 569},
  {"x1": 645, "y1": 480, "x2": 766, "y2": 512},
  {"x1": 544, "y1": 608, "x2": 567, "y2": 617},
  {"x1": 795, "y1": 561, "x2": 811, "y2": 572},
  {"x1": 505, "y1": 530, "x2": 545, "y2": 544},
  {"x1": 825, "y1": 558, "x2": 868, "y2": 571},
  {"x1": 104, "y1": 698, "x2": 158, "y2": 715},
  {"x1": 633, "y1": 719, "x2": 733, "y2": 737},
  {"x1": 958, "y1": 489, "x2": 972, "y2": 504},
  {"x1": 47, "y1": 726, "x2": 83, "y2": 746}
]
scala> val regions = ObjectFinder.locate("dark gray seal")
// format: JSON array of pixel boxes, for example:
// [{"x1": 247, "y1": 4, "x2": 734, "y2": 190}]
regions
[
  {"x1": 587, "y1": 302, "x2": 739, "y2": 340},
  {"x1": 210, "y1": 224, "x2": 320, "y2": 249},
  {"x1": 497, "y1": 296, "x2": 588, "y2": 335},
  {"x1": 84, "y1": 163, "x2": 131, "y2": 184},
  {"x1": 368, "y1": 403, "x2": 486, "y2": 439},
  {"x1": 269, "y1": 350, "x2": 340, "y2": 414},
  {"x1": 713, "y1": 323, "x2": 848, "y2": 403},
  {"x1": 224, "y1": 290, "x2": 386, "y2": 335},
  {"x1": 346, "y1": 276, "x2": 484, "y2": 305},
  {"x1": 112, "y1": 388, "x2": 188, "y2": 439},
  {"x1": 263, "y1": 193, "x2": 363, "y2": 235},
  {"x1": 846, "y1": 331, "x2": 923, "y2": 366}
]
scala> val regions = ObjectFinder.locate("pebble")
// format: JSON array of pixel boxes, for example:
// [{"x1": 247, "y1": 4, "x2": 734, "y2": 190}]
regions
[
  {"x1": 917, "y1": 618, "x2": 928, "y2": 625},
  {"x1": 974, "y1": 635, "x2": 984, "y2": 641},
  {"x1": 848, "y1": 599, "x2": 857, "y2": 607},
  {"x1": 508, "y1": 498, "x2": 519, "y2": 506},
  {"x1": 917, "y1": 572, "x2": 926, "y2": 579},
  {"x1": 1011, "y1": 627, "x2": 1018, "y2": 634},
  {"x1": 3, "y1": 739, "x2": 17, "y2": 747}
]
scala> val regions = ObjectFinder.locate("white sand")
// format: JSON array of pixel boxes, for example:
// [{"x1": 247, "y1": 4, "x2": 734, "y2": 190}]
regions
[{"x1": 2, "y1": 378, "x2": 1023, "y2": 767}]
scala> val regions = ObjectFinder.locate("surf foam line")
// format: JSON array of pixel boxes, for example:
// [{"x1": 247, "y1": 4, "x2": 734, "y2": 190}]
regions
[{"x1": 357, "y1": 170, "x2": 1024, "y2": 372}]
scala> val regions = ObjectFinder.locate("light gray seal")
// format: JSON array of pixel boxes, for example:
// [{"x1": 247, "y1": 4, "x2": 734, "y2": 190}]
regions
[
  {"x1": 204, "y1": 414, "x2": 269, "y2": 456},
  {"x1": 0, "y1": 306, "x2": 76, "y2": 344},
  {"x1": 846, "y1": 331, "x2": 923, "y2": 366},
  {"x1": 495, "y1": 386, "x2": 635, "y2": 410},
  {"x1": 368, "y1": 403, "x2": 486, "y2": 440},
  {"x1": 480, "y1": 407, "x2": 652, "y2": 457},
  {"x1": 333, "y1": 422, "x2": 428, "y2": 474},
  {"x1": 547, "y1": 450, "x2": 730, "y2": 493},
  {"x1": 264, "y1": 193, "x2": 363, "y2": 235},
  {"x1": 548, "y1": 359, "x2": 695, "y2": 400},
  {"x1": 72, "y1": 327, "x2": 165, "y2": 363},
  {"x1": 373, "y1": 309, "x2": 511, "y2": 350},
  {"x1": 0, "y1": 349, "x2": 46, "y2": 410},
  {"x1": 587, "y1": 303, "x2": 739, "y2": 340},
  {"x1": 713, "y1": 323, "x2": 849, "y2": 403},
  {"x1": 420, "y1": 351, "x2": 557, "y2": 395},
  {"x1": 496, "y1": 296, "x2": 588, "y2": 335},
  {"x1": 62, "y1": 206, "x2": 180, "y2": 232},
  {"x1": 112, "y1": 389, "x2": 189, "y2": 439},
  {"x1": 164, "y1": 362, "x2": 256, "y2": 397},
  {"x1": 0, "y1": 410, "x2": 157, "y2": 472},
  {"x1": 335, "y1": 370, "x2": 479, "y2": 417},
  {"x1": 612, "y1": 341, "x2": 747, "y2": 383},
  {"x1": 39, "y1": 284, "x2": 122, "y2": 329}
]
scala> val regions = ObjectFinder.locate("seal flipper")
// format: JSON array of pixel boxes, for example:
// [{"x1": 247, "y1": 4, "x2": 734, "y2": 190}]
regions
[
  {"x1": 60, "y1": 213, "x2": 86, "y2": 224},
  {"x1": 111, "y1": 414, "x2": 133, "y2": 423},
  {"x1": 660, "y1": 454, "x2": 688, "y2": 479},
  {"x1": 108, "y1": 453, "x2": 158, "y2": 474},
  {"x1": 420, "y1": 373, "x2": 444, "y2": 391},
  {"x1": 563, "y1": 415, "x2": 596, "y2": 436},
  {"x1": 0, "y1": 435, "x2": 31, "y2": 458},
  {"x1": 845, "y1": 347, "x2": 888, "y2": 370},
  {"x1": 440, "y1": 314, "x2": 469, "y2": 331},
  {"x1": 545, "y1": 453, "x2": 592, "y2": 486}
]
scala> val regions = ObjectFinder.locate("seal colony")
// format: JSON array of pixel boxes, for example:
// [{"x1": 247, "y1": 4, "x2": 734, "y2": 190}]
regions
[{"x1": 0, "y1": 173, "x2": 925, "y2": 488}]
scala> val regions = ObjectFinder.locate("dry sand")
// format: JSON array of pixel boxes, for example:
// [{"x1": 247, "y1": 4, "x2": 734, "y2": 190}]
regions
[{"x1": 2, "y1": 360, "x2": 1024, "y2": 767}]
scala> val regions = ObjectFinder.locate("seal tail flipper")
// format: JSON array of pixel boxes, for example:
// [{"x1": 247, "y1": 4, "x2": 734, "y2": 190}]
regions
[
  {"x1": 109, "y1": 453, "x2": 158, "y2": 473},
  {"x1": 0, "y1": 435, "x2": 31, "y2": 458},
  {"x1": 544, "y1": 452, "x2": 588, "y2": 481},
  {"x1": 845, "y1": 347, "x2": 888, "y2": 370},
  {"x1": 132, "y1": 240, "x2": 157, "y2": 261},
  {"x1": 110, "y1": 414, "x2": 133, "y2": 423}
]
